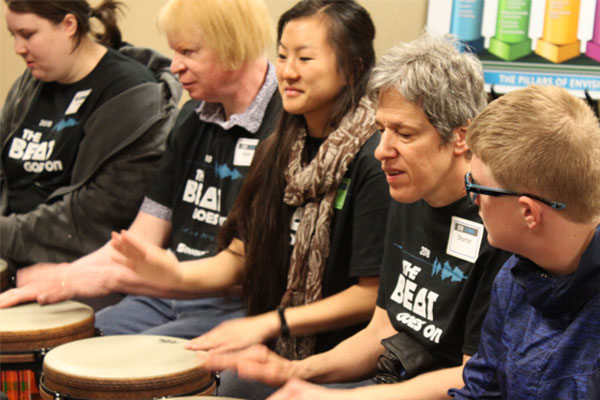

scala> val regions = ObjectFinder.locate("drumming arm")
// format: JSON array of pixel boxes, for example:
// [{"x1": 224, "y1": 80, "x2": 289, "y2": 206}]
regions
[
  {"x1": 72, "y1": 211, "x2": 172, "y2": 268},
  {"x1": 294, "y1": 305, "x2": 395, "y2": 384},
  {"x1": 107, "y1": 232, "x2": 246, "y2": 298},
  {"x1": 291, "y1": 304, "x2": 470, "y2": 399},
  {"x1": 203, "y1": 306, "x2": 395, "y2": 387},
  {"x1": 282, "y1": 276, "x2": 379, "y2": 337},
  {"x1": 268, "y1": 355, "x2": 470, "y2": 400},
  {"x1": 187, "y1": 276, "x2": 379, "y2": 353}
]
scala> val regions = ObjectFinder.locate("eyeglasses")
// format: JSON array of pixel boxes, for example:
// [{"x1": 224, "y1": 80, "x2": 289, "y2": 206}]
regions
[{"x1": 464, "y1": 172, "x2": 566, "y2": 210}]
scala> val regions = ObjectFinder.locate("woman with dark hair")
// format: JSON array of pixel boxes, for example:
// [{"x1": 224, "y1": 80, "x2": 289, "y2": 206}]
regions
[
  {"x1": 111, "y1": 1, "x2": 388, "y2": 395},
  {"x1": 1, "y1": 0, "x2": 180, "y2": 267}
]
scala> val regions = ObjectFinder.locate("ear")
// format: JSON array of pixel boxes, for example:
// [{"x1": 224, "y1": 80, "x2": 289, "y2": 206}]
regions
[
  {"x1": 61, "y1": 13, "x2": 78, "y2": 38},
  {"x1": 452, "y1": 123, "x2": 469, "y2": 156},
  {"x1": 519, "y1": 196, "x2": 542, "y2": 230}
]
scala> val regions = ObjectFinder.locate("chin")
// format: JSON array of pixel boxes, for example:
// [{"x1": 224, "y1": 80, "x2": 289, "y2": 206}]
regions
[{"x1": 389, "y1": 189, "x2": 420, "y2": 205}]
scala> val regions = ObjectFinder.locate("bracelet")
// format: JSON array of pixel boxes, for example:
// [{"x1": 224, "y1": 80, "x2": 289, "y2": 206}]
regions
[{"x1": 276, "y1": 305, "x2": 290, "y2": 338}]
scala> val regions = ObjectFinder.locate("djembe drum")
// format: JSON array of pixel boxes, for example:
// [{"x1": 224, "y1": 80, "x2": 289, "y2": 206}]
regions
[
  {"x1": 39, "y1": 335, "x2": 216, "y2": 399},
  {"x1": 0, "y1": 301, "x2": 95, "y2": 399}
]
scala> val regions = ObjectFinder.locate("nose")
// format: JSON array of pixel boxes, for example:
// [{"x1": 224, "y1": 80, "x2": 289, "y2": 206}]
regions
[
  {"x1": 13, "y1": 36, "x2": 27, "y2": 56},
  {"x1": 170, "y1": 53, "x2": 185, "y2": 75},
  {"x1": 279, "y1": 58, "x2": 299, "y2": 81},
  {"x1": 374, "y1": 128, "x2": 398, "y2": 162}
]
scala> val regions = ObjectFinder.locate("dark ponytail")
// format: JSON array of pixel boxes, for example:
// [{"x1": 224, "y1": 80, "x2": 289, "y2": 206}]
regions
[{"x1": 91, "y1": 0, "x2": 124, "y2": 48}]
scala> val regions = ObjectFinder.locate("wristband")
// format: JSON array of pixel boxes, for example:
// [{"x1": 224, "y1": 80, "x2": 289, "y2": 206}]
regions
[{"x1": 276, "y1": 305, "x2": 290, "y2": 338}]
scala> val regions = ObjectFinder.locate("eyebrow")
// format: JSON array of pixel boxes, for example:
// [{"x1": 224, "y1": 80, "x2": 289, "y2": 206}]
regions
[
  {"x1": 278, "y1": 43, "x2": 313, "y2": 52},
  {"x1": 374, "y1": 118, "x2": 414, "y2": 132}
]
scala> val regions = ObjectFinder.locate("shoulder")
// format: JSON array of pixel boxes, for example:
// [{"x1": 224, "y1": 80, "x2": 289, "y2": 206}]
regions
[
  {"x1": 97, "y1": 48, "x2": 157, "y2": 86},
  {"x1": 168, "y1": 100, "x2": 204, "y2": 139}
]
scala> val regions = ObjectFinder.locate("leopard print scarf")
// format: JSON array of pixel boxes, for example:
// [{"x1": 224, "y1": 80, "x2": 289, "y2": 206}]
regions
[{"x1": 276, "y1": 95, "x2": 377, "y2": 359}]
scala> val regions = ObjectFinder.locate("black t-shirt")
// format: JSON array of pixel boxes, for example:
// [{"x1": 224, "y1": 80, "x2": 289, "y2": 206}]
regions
[
  {"x1": 377, "y1": 198, "x2": 511, "y2": 367},
  {"x1": 289, "y1": 133, "x2": 390, "y2": 353},
  {"x1": 146, "y1": 94, "x2": 282, "y2": 261},
  {"x1": 3, "y1": 48, "x2": 156, "y2": 213}
]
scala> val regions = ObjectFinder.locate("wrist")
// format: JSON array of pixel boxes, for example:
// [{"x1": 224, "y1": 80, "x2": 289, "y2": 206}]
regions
[
  {"x1": 291, "y1": 357, "x2": 316, "y2": 381},
  {"x1": 276, "y1": 305, "x2": 290, "y2": 338}
]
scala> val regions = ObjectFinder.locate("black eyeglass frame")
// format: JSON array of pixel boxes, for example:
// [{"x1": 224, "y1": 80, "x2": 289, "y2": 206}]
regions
[{"x1": 464, "y1": 172, "x2": 566, "y2": 210}]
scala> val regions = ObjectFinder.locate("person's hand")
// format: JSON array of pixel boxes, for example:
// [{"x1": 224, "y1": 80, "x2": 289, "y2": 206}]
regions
[
  {"x1": 0, "y1": 262, "x2": 107, "y2": 307},
  {"x1": 110, "y1": 230, "x2": 181, "y2": 287},
  {"x1": 0, "y1": 263, "x2": 67, "y2": 307},
  {"x1": 201, "y1": 344, "x2": 296, "y2": 387},
  {"x1": 267, "y1": 378, "x2": 351, "y2": 400},
  {"x1": 16, "y1": 262, "x2": 62, "y2": 286},
  {"x1": 0, "y1": 262, "x2": 124, "y2": 308},
  {"x1": 186, "y1": 313, "x2": 278, "y2": 353}
]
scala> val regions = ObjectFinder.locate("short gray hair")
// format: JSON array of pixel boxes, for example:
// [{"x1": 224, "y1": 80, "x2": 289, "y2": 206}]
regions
[{"x1": 369, "y1": 33, "x2": 487, "y2": 144}]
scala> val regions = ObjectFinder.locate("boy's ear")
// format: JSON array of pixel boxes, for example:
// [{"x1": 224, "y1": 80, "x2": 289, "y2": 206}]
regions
[
  {"x1": 519, "y1": 196, "x2": 542, "y2": 230},
  {"x1": 452, "y1": 124, "x2": 469, "y2": 156}
]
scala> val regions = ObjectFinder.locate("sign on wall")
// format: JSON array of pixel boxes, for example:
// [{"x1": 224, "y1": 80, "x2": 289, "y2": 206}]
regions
[{"x1": 427, "y1": 0, "x2": 600, "y2": 98}]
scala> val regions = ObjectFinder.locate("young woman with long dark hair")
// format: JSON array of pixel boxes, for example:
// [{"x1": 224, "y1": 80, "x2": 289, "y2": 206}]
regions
[{"x1": 111, "y1": 0, "x2": 388, "y2": 377}]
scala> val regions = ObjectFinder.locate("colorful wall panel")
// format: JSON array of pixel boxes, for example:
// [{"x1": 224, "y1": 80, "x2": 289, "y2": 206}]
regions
[{"x1": 427, "y1": 0, "x2": 600, "y2": 97}]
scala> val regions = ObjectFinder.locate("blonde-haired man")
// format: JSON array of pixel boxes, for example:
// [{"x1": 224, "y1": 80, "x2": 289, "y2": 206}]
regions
[
  {"x1": 450, "y1": 85, "x2": 600, "y2": 399},
  {"x1": 0, "y1": 0, "x2": 282, "y2": 339}
]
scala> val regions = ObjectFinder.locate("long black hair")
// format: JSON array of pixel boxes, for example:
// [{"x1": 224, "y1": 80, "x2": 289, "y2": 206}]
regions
[
  {"x1": 217, "y1": 0, "x2": 376, "y2": 316},
  {"x1": 5, "y1": 0, "x2": 125, "y2": 48}
]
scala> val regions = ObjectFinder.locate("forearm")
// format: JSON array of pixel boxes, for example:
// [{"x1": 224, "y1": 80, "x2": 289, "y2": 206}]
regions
[
  {"x1": 174, "y1": 239, "x2": 246, "y2": 293},
  {"x1": 343, "y1": 362, "x2": 467, "y2": 400},
  {"x1": 284, "y1": 276, "x2": 379, "y2": 337},
  {"x1": 71, "y1": 242, "x2": 118, "y2": 267},
  {"x1": 294, "y1": 306, "x2": 396, "y2": 384},
  {"x1": 108, "y1": 263, "x2": 229, "y2": 299},
  {"x1": 295, "y1": 330, "x2": 383, "y2": 384}
]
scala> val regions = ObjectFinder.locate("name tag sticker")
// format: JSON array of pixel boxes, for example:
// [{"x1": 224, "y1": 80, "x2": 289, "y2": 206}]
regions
[
  {"x1": 65, "y1": 89, "x2": 92, "y2": 115},
  {"x1": 233, "y1": 137, "x2": 259, "y2": 167},
  {"x1": 446, "y1": 216, "x2": 484, "y2": 263}
]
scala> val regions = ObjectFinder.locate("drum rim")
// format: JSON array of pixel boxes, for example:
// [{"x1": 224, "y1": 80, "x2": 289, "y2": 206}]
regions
[{"x1": 0, "y1": 312, "x2": 95, "y2": 353}]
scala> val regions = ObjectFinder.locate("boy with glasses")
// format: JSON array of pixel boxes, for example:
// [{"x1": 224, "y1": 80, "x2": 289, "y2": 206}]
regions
[{"x1": 450, "y1": 84, "x2": 600, "y2": 399}]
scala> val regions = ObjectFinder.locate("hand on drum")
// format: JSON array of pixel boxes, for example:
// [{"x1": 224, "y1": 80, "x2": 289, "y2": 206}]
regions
[
  {"x1": 186, "y1": 313, "x2": 277, "y2": 353},
  {"x1": 110, "y1": 229, "x2": 182, "y2": 287},
  {"x1": 0, "y1": 262, "x2": 123, "y2": 308},
  {"x1": 267, "y1": 378, "x2": 352, "y2": 400},
  {"x1": 0, "y1": 263, "x2": 70, "y2": 307},
  {"x1": 200, "y1": 344, "x2": 295, "y2": 387}
]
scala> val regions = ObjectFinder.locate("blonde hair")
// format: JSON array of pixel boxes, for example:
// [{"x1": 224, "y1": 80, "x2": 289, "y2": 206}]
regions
[
  {"x1": 467, "y1": 85, "x2": 600, "y2": 223},
  {"x1": 158, "y1": 0, "x2": 273, "y2": 70}
]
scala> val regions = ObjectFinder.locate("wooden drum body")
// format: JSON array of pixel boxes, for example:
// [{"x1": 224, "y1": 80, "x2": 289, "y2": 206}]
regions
[{"x1": 40, "y1": 335, "x2": 216, "y2": 399}]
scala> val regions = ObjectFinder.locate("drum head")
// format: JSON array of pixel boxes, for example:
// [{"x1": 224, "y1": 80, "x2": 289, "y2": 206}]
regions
[
  {"x1": 42, "y1": 335, "x2": 215, "y2": 399},
  {"x1": 0, "y1": 301, "x2": 95, "y2": 362}
]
